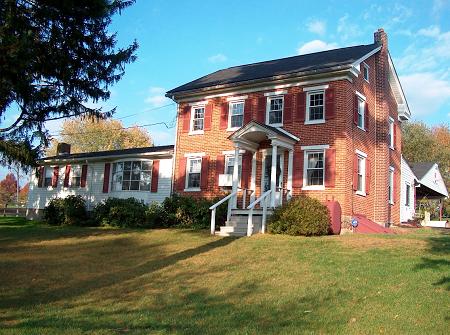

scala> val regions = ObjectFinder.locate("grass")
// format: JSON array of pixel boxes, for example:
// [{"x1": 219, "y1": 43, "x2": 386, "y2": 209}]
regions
[{"x1": 0, "y1": 217, "x2": 449, "y2": 334}]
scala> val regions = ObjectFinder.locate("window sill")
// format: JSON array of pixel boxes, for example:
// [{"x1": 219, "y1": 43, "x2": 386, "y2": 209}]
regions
[
  {"x1": 189, "y1": 130, "x2": 204, "y2": 135},
  {"x1": 305, "y1": 120, "x2": 325, "y2": 125},
  {"x1": 356, "y1": 191, "x2": 366, "y2": 197},
  {"x1": 364, "y1": 79, "x2": 370, "y2": 84},
  {"x1": 184, "y1": 188, "x2": 201, "y2": 192},
  {"x1": 302, "y1": 185, "x2": 325, "y2": 191},
  {"x1": 389, "y1": 201, "x2": 394, "y2": 205},
  {"x1": 389, "y1": 146, "x2": 395, "y2": 150},
  {"x1": 357, "y1": 126, "x2": 366, "y2": 132},
  {"x1": 227, "y1": 127, "x2": 240, "y2": 132},
  {"x1": 266, "y1": 122, "x2": 283, "y2": 128}
]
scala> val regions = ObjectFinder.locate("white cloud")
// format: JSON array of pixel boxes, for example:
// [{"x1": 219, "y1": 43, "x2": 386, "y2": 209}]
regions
[
  {"x1": 418, "y1": 25, "x2": 441, "y2": 38},
  {"x1": 145, "y1": 86, "x2": 170, "y2": 107},
  {"x1": 208, "y1": 53, "x2": 227, "y2": 63},
  {"x1": 307, "y1": 19, "x2": 326, "y2": 36},
  {"x1": 297, "y1": 40, "x2": 338, "y2": 55},
  {"x1": 432, "y1": 0, "x2": 447, "y2": 16},
  {"x1": 150, "y1": 129, "x2": 175, "y2": 146},
  {"x1": 400, "y1": 72, "x2": 450, "y2": 117},
  {"x1": 337, "y1": 14, "x2": 362, "y2": 42}
]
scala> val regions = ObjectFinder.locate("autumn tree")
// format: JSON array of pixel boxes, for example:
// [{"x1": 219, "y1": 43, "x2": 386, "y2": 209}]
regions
[
  {"x1": 0, "y1": 173, "x2": 17, "y2": 206},
  {"x1": 46, "y1": 117, "x2": 152, "y2": 156},
  {"x1": 19, "y1": 182, "x2": 29, "y2": 205},
  {"x1": 0, "y1": 0, "x2": 138, "y2": 167}
]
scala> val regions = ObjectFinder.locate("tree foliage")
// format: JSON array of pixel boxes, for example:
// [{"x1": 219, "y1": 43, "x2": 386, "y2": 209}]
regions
[
  {"x1": 0, "y1": 172, "x2": 17, "y2": 205},
  {"x1": 0, "y1": 0, "x2": 138, "y2": 167},
  {"x1": 46, "y1": 117, "x2": 152, "y2": 156}
]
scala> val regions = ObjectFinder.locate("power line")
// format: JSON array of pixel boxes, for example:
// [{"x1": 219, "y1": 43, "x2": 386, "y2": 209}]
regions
[{"x1": 116, "y1": 103, "x2": 176, "y2": 120}]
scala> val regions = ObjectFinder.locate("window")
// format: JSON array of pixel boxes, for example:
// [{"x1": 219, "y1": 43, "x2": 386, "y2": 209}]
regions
[
  {"x1": 44, "y1": 167, "x2": 53, "y2": 187},
  {"x1": 389, "y1": 117, "x2": 394, "y2": 149},
  {"x1": 111, "y1": 161, "x2": 152, "y2": 191},
  {"x1": 363, "y1": 63, "x2": 369, "y2": 82},
  {"x1": 71, "y1": 165, "x2": 82, "y2": 187},
  {"x1": 357, "y1": 97, "x2": 365, "y2": 129},
  {"x1": 389, "y1": 167, "x2": 394, "y2": 204},
  {"x1": 305, "y1": 151, "x2": 324, "y2": 186},
  {"x1": 307, "y1": 91, "x2": 325, "y2": 122},
  {"x1": 186, "y1": 157, "x2": 202, "y2": 189},
  {"x1": 229, "y1": 101, "x2": 244, "y2": 128},
  {"x1": 225, "y1": 155, "x2": 242, "y2": 181},
  {"x1": 267, "y1": 96, "x2": 283, "y2": 125},
  {"x1": 191, "y1": 106, "x2": 205, "y2": 132},
  {"x1": 356, "y1": 155, "x2": 366, "y2": 194},
  {"x1": 405, "y1": 183, "x2": 411, "y2": 206}
]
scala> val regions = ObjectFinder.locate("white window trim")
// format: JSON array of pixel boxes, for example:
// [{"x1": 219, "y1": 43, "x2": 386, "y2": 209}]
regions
[
  {"x1": 356, "y1": 95, "x2": 366, "y2": 131},
  {"x1": 188, "y1": 100, "x2": 208, "y2": 106},
  {"x1": 355, "y1": 152, "x2": 366, "y2": 197},
  {"x1": 389, "y1": 116, "x2": 395, "y2": 150},
  {"x1": 305, "y1": 90, "x2": 326, "y2": 125},
  {"x1": 302, "y1": 149, "x2": 326, "y2": 191},
  {"x1": 227, "y1": 100, "x2": 245, "y2": 131},
  {"x1": 189, "y1": 104, "x2": 206, "y2": 135},
  {"x1": 184, "y1": 156, "x2": 202, "y2": 192},
  {"x1": 389, "y1": 166, "x2": 395, "y2": 205},
  {"x1": 110, "y1": 160, "x2": 153, "y2": 192},
  {"x1": 44, "y1": 166, "x2": 54, "y2": 188},
  {"x1": 363, "y1": 63, "x2": 370, "y2": 83},
  {"x1": 301, "y1": 144, "x2": 329, "y2": 150},
  {"x1": 222, "y1": 150, "x2": 246, "y2": 155},
  {"x1": 355, "y1": 91, "x2": 366, "y2": 101},
  {"x1": 184, "y1": 152, "x2": 206, "y2": 157},
  {"x1": 265, "y1": 95, "x2": 284, "y2": 127},
  {"x1": 405, "y1": 182, "x2": 411, "y2": 207},
  {"x1": 69, "y1": 164, "x2": 82, "y2": 188},
  {"x1": 303, "y1": 84, "x2": 329, "y2": 92},
  {"x1": 224, "y1": 154, "x2": 243, "y2": 187},
  {"x1": 264, "y1": 90, "x2": 287, "y2": 97},
  {"x1": 226, "y1": 95, "x2": 248, "y2": 102}
]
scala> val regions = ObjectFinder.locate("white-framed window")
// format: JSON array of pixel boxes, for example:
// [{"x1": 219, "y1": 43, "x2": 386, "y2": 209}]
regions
[
  {"x1": 44, "y1": 167, "x2": 53, "y2": 187},
  {"x1": 389, "y1": 117, "x2": 394, "y2": 149},
  {"x1": 389, "y1": 167, "x2": 394, "y2": 204},
  {"x1": 190, "y1": 105, "x2": 205, "y2": 133},
  {"x1": 266, "y1": 96, "x2": 283, "y2": 126},
  {"x1": 363, "y1": 63, "x2": 370, "y2": 82},
  {"x1": 229, "y1": 101, "x2": 244, "y2": 129},
  {"x1": 186, "y1": 157, "x2": 202, "y2": 190},
  {"x1": 405, "y1": 182, "x2": 411, "y2": 206},
  {"x1": 304, "y1": 150, "x2": 325, "y2": 187},
  {"x1": 225, "y1": 155, "x2": 242, "y2": 181},
  {"x1": 111, "y1": 160, "x2": 152, "y2": 191},
  {"x1": 71, "y1": 165, "x2": 82, "y2": 188},
  {"x1": 356, "y1": 155, "x2": 366, "y2": 195},
  {"x1": 357, "y1": 97, "x2": 365, "y2": 130},
  {"x1": 306, "y1": 90, "x2": 325, "y2": 123}
]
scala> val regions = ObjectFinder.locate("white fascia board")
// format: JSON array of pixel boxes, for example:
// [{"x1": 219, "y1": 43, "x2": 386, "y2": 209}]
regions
[
  {"x1": 388, "y1": 53, "x2": 411, "y2": 119},
  {"x1": 350, "y1": 46, "x2": 382, "y2": 69}
]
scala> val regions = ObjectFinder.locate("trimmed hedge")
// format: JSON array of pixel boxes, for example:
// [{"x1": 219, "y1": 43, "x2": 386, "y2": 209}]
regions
[
  {"x1": 268, "y1": 196, "x2": 331, "y2": 236},
  {"x1": 92, "y1": 197, "x2": 149, "y2": 228},
  {"x1": 43, "y1": 195, "x2": 87, "y2": 226}
]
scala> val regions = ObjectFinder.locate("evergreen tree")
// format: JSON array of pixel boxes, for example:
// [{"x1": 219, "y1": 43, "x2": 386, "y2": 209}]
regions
[{"x1": 0, "y1": 0, "x2": 138, "y2": 167}]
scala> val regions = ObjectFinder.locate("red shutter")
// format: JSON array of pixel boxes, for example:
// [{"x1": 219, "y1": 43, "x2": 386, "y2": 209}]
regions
[
  {"x1": 352, "y1": 155, "x2": 358, "y2": 191},
  {"x1": 51, "y1": 166, "x2": 59, "y2": 188},
  {"x1": 325, "y1": 88, "x2": 335, "y2": 120},
  {"x1": 243, "y1": 98, "x2": 252, "y2": 125},
  {"x1": 200, "y1": 156, "x2": 209, "y2": 190},
  {"x1": 364, "y1": 102, "x2": 369, "y2": 130},
  {"x1": 64, "y1": 165, "x2": 71, "y2": 187},
  {"x1": 325, "y1": 148, "x2": 336, "y2": 188},
  {"x1": 353, "y1": 95, "x2": 359, "y2": 125},
  {"x1": 295, "y1": 92, "x2": 306, "y2": 123},
  {"x1": 177, "y1": 157, "x2": 187, "y2": 191},
  {"x1": 215, "y1": 155, "x2": 225, "y2": 187},
  {"x1": 241, "y1": 153, "x2": 252, "y2": 189},
  {"x1": 38, "y1": 166, "x2": 44, "y2": 187},
  {"x1": 292, "y1": 149, "x2": 304, "y2": 188},
  {"x1": 151, "y1": 160, "x2": 159, "y2": 193},
  {"x1": 365, "y1": 158, "x2": 371, "y2": 194},
  {"x1": 181, "y1": 105, "x2": 191, "y2": 133},
  {"x1": 220, "y1": 102, "x2": 228, "y2": 129},
  {"x1": 80, "y1": 164, "x2": 88, "y2": 188},
  {"x1": 102, "y1": 163, "x2": 110, "y2": 193},
  {"x1": 256, "y1": 96, "x2": 266, "y2": 123},
  {"x1": 204, "y1": 103, "x2": 213, "y2": 131},
  {"x1": 283, "y1": 94, "x2": 293, "y2": 125}
]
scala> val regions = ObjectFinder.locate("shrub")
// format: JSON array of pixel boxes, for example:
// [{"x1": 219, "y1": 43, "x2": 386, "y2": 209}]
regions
[
  {"x1": 43, "y1": 195, "x2": 87, "y2": 226},
  {"x1": 145, "y1": 202, "x2": 168, "y2": 228},
  {"x1": 268, "y1": 196, "x2": 331, "y2": 236},
  {"x1": 93, "y1": 197, "x2": 148, "y2": 228}
]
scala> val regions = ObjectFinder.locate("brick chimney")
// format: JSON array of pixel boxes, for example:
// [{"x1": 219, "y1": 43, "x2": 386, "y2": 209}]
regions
[
  {"x1": 56, "y1": 142, "x2": 71, "y2": 156},
  {"x1": 374, "y1": 28, "x2": 388, "y2": 49}
]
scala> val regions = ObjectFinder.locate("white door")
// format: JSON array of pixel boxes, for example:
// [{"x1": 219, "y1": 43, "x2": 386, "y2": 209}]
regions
[{"x1": 262, "y1": 153, "x2": 283, "y2": 206}]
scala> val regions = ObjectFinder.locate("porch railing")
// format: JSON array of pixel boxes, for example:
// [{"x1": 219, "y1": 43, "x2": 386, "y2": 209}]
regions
[{"x1": 246, "y1": 190, "x2": 272, "y2": 236}]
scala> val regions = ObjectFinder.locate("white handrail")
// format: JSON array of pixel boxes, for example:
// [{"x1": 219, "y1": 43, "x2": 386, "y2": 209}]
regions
[
  {"x1": 209, "y1": 191, "x2": 237, "y2": 235},
  {"x1": 247, "y1": 190, "x2": 272, "y2": 236}
]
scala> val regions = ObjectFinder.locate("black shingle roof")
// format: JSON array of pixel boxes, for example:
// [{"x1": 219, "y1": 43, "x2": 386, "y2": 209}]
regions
[
  {"x1": 167, "y1": 43, "x2": 380, "y2": 95},
  {"x1": 41, "y1": 145, "x2": 174, "y2": 162},
  {"x1": 410, "y1": 162, "x2": 435, "y2": 180}
]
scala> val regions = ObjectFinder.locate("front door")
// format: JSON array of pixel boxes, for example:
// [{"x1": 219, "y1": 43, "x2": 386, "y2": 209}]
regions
[{"x1": 263, "y1": 153, "x2": 283, "y2": 206}]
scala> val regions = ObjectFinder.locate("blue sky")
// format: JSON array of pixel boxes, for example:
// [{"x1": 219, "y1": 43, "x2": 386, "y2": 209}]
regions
[{"x1": 1, "y1": 0, "x2": 450, "y2": 181}]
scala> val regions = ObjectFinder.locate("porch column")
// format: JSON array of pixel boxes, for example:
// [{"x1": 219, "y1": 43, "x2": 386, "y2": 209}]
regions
[
  {"x1": 270, "y1": 144, "x2": 278, "y2": 207},
  {"x1": 287, "y1": 149, "x2": 293, "y2": 201},
  {"x1": 231, "y1": 146, "x2": 240, "y2": 208},
  {"x1": 250, "y1": 151, "x2": 257, "y2": 204}
]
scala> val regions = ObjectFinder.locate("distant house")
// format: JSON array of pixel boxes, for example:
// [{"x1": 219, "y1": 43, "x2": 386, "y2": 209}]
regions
[
  {"x1": 400, "y1": 158, "x2": 448, "y2": 222},
  {"x1": 26, "y1": 144, "x2": 174, "y2": 219}
]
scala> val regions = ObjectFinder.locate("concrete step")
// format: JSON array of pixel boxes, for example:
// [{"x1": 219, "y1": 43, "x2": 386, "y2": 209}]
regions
[
  {"x1": 227, "y1": 216, "x2": 262, "y2": 225},
  {"x1": 231, "y1": 209, "x2": 273, "y2": 215},
  {"x1": 217, "y1": 230, "x2": 246, "y2": 237}
]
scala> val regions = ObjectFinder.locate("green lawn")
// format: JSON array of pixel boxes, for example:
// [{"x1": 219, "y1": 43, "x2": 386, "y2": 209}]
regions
[{"x1": 0, "y1": 217, "x2": 449, "y2": 334}]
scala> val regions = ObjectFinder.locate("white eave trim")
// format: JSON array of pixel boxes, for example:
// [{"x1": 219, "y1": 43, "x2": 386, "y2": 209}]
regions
[
  {"x1": 388, "y1": 53, "x2": 411, "y2": 120},
  {"x1": 350, "y1": 46, "x2": 382, "y2": 69}
]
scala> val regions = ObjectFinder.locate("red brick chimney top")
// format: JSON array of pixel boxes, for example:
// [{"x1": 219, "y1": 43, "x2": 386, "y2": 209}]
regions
[{"x1": 374, "y1": 28, "x2": 388, "y2": 49}]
